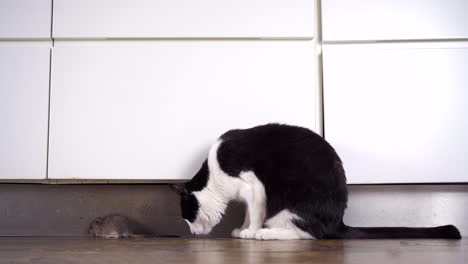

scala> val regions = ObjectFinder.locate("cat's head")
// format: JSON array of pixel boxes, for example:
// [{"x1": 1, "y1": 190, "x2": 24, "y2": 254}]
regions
[{"x1": 171, "y1": 182, "x2": 225, "y2": 236}]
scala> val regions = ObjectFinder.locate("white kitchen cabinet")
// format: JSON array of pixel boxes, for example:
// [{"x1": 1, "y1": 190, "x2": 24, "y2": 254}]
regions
[
  {"x1": 322, "y1": 0, "x2": 468, "y2": 41},
  {"x1": 0, "y1": 0, "x2": 52, "y2": 39},
  {"x1": 0, "y1": 47, "x2": 50, "y2": 179},
  {"x1": 53, "y1": 0, "x2": 314, "y2": 39},
  {"x1": 323, "y1": 43, "x2": 468, "y2": 183},
  {"x1": 49, "y1": 45, "x2": 316, "y2": 179}
]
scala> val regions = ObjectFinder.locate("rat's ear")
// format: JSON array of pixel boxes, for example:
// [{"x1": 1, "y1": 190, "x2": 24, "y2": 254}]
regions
[
  {"x1": 170, "y1": 183, "x2": 187, "y2": 195},
  {"x1": 95, "y1": 217, "x2": 103, "y2": 223}
]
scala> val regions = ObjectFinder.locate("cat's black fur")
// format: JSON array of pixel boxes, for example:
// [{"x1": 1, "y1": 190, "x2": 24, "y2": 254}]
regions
[
  {"x1": 174, "y1": 123, "x2": 461, "y2": 239},
  {"x1": 176, "y1": 161, "x2": 210, "y2": 222}
]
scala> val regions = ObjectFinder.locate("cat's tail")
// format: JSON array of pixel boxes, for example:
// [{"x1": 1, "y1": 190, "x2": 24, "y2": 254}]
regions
[{"x1": 329, "y1": 224, "x2": 461, "y2": 239}]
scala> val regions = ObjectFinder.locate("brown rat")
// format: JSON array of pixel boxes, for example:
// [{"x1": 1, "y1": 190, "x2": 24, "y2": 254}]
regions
[{"x1": 88, "y1": 214, "x2": 146, "y2": 238}]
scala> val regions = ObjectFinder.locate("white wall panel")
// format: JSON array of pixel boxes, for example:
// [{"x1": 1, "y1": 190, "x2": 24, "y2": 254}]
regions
[
  {"x1": 49, "y1": 45, "x2": 316, "y2": 179},
  {"x1": 53, "y1": 0, "x2": 315, "y2": 38},
  {"x1": 322, "y1": 0, "x2": 468, "y2": 41},
  {"x1": 323, "y1": 43, "x2": 468, "y2": 183},
  {"x1": 0, "y1": 47, "x2": 50, "y2": 179},
  {"x1": 0, "y1": 0, "x2": 52, "y2": 39}
]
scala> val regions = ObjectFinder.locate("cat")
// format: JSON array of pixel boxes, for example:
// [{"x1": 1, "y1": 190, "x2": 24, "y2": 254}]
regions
[{"x1": 171, "y1": 123, "x2": 461, "y2": 240}]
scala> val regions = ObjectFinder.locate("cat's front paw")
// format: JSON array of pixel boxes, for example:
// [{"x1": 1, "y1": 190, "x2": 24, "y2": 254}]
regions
[
  {"x1": 232, "y1": 228, "x2": 257, "y2": 239},
  {"x1": 238, "y1": 229, "x2": 257, "y2": 239},
  {"x1": 231, "y1": 228, "x2": 242, "y2": 238}
]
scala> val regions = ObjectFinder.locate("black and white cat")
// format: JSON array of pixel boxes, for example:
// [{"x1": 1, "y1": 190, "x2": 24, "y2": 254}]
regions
[{"x1": 171, "y1": 124, "x2": 461, "y2": 240}]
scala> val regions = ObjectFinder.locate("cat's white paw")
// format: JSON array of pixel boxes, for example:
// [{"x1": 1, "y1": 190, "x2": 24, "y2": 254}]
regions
[
  {"x1": 231, "y1": 228, "x2": 242, "y2": 238},
  {"x1": 237, "y1": 228, "x2": 257, "y2": 239},
  {"x1": 255, "y1": 229, "x2": 276, "y2": 240}
]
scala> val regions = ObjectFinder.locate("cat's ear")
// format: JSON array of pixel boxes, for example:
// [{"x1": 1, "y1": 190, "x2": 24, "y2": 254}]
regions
[
  {"x1": 170, "y1": 183, "x2": 187, "y2": 195},
  {"x1": 95, "y1": 217, "x2": 103, "y2": 223}
]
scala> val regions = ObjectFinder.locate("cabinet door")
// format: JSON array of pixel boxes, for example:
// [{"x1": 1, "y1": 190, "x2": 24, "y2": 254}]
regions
[
  {"x1": 0, "y1": 0, "x2": 52, "y2": 39},
  {"x1": 49, "y1": 45, "x2": 316, "y2": 180},
  {"x1": 322, "y1": 0, "x2": 468, "y2": 41},
  {"x1": 0, "y1": 47, "x2": 50, "y2": 179},
  {"x1": 323, "y1": 43, "x2": 468, "y2": 183},
  {"x1": 53, "y1": 0, "x2": 314, "y2": 38}
]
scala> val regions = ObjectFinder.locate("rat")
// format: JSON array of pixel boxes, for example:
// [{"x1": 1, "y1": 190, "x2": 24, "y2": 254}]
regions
[{"x1": 88, "y1": 214, "x2": 149, "y2": 238}]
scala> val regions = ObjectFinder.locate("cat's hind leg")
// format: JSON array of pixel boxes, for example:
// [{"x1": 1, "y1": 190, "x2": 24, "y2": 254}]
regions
[
  {"x1": 254, "y1": 228, "x2": 302, "y2": 240},
  {"x1": 254, "y1": 210, "x2": 314, "y2": 240}
]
